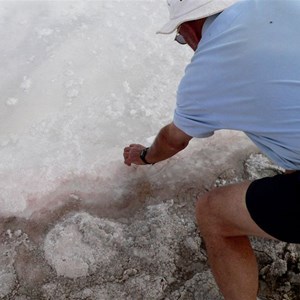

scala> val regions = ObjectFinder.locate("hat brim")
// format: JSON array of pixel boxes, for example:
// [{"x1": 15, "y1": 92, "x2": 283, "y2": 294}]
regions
[{"x1": 156, "y1": 0, "x2": 237, "y2": 34}]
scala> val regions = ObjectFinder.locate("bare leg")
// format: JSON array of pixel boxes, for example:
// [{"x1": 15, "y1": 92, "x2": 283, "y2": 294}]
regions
[
  {"x1": 203, "y1": 234, "x2": 258, "y2": 299},
  {"x1": 196, "y1": 181, "x2": 275, "y2": 300}
]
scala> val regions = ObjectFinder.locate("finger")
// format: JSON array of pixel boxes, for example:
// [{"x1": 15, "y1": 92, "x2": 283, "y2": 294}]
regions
[{"x1": 124, "y1": 159, "x2": 131, "y2": 166}]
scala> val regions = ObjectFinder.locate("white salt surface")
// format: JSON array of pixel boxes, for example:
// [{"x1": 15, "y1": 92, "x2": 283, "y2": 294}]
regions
[{"x1": 0, "y1": 1, "x2": 253, "y2": 218}]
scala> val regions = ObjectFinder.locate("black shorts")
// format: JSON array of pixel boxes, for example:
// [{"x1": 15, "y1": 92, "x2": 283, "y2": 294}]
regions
[{"x1": 246, "y1": 171, "x2": 300, "y2": 243}]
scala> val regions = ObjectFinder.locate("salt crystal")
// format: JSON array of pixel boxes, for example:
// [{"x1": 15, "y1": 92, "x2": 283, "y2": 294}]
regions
[
  {"x1": 69, "y1": 194, "x2": 80, "y2": 201},
  {"x1": 6, "y1": 229, "x2": 12, "y2": 239},
  {"x1": 6, "y1": 98, "x2": 19, "y2": 106},
  {"x1": 20, "y1": 76, "x2": 32, "y2": 92},
  {"x1": 14, "y1": 230, "x2": 22, "y2": 237}
]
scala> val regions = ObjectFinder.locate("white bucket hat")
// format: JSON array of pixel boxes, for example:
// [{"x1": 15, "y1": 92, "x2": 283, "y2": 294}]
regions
[{"x1": 157, "y1": 0, "x2": 239, "y2": 34}]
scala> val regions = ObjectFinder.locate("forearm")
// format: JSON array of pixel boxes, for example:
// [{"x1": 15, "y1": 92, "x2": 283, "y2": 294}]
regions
[{"x1": 123, "y1": 122, "x2": 192, "y2": 166}]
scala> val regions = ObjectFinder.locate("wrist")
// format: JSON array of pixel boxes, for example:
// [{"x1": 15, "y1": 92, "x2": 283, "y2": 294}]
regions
[{"x1": 140, "y1": 147, "x2": 153, "y2": 165}]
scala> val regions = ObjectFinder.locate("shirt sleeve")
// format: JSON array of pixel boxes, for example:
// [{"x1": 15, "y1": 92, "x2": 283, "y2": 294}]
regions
[{"x1": 173, "y1": 108, "x2": 215, "y2": 138}]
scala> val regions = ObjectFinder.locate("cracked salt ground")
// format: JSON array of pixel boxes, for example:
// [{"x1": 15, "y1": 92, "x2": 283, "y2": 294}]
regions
[
  {"x1": 0, "y1": 1, "x2": 300, "y2": 299},
  {"x1": 42, "y1": 203, "x2": 206, "y2": 299},
  {"x1": 0, "y1": 201, "x2": 205, "y2": 299},
  {"x1": 0, "y1": 154, "x2": 300, "y2": 299}
]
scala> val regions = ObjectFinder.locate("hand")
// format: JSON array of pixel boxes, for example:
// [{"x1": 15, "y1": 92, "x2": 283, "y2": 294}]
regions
[{"x1": 123, "y1": 144, "x2": 147, "y2": 166}]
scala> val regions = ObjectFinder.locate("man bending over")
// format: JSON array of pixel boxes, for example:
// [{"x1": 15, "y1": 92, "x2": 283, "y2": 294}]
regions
[{"x1": 123, "y1": 1, "x2": 300, "y2": 299}]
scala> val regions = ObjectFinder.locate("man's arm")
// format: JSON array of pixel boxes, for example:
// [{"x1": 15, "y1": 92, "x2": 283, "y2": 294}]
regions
[{"x1": 123, "y1": 122, "x2": 192, "y2": 166}]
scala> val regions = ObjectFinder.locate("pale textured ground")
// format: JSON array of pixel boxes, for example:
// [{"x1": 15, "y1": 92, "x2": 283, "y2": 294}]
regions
[{"x1": 1, "y1": 150, "x2": 300, "y2": 300}]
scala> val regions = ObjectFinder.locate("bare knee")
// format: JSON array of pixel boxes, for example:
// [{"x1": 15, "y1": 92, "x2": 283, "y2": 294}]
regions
[
  {"x1": 196, "y1": 181, "x2": 255, "y2": 238},
  {"x1": 195, "y1": 188, "x2": 222, "y2": 236}
]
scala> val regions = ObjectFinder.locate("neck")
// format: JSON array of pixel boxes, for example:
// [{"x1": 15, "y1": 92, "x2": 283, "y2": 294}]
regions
[{"x1": 179, "y1": 18, "x2": 207, "y2": 51}]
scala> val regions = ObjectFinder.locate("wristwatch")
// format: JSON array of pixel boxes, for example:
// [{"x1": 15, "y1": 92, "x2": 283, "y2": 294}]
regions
[{"x1": 140, "y1": 147, "x2": 152, "y2": 164}]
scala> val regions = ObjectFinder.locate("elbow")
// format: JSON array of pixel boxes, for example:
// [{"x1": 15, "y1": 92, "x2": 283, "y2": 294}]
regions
[
  {"x1": 164, "y1": 134, "x2": 190, "y2": 152},
  {"x1": 159, "y1": 123, "x2": 192, "y2": 154},
  {"x1": 175, "y1": 139, "x2": 190, "y2": 151}
]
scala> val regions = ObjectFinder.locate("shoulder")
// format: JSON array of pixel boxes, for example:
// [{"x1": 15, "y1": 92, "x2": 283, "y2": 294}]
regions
[{"x1": 201, "y1": 0, "x2": 252, "y2": 42}]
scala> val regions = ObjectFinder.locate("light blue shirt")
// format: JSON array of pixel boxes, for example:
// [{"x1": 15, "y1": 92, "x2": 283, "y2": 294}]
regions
[{"x1": 174, "y1": 0, "x2": 300, "y2": 170}]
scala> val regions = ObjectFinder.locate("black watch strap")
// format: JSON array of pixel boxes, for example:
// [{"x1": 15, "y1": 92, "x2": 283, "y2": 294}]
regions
[{"x1": 140, "y1": 147, "x2": 152, "y2": 164}]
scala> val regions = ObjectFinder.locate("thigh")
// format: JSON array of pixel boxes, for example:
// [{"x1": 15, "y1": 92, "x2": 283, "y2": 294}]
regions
[{"x1": 198, "y1": 180, "x2": 276, "y2": 240}]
